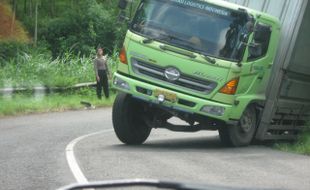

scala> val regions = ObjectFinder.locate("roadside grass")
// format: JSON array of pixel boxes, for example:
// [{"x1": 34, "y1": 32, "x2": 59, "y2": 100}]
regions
[
  {"x1": 0, "y1": 88, "x2": 115, "y2": 117},
  {"x1": 274, "y1": 130, "x2": 310, "y2": 156},
  {"x1": 0, "y1": 52, "x2": 92, "y2": 88},
  {"x1": 0, "y1": 50, "x2": 118, "y2": 89},
  {"x1": 0, "y1": 50, "x2": 119, "y2": 117}
]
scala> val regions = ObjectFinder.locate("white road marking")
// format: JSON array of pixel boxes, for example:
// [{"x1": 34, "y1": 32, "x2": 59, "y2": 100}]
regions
[{"x1": 65, "y1": 129, "x2": 113, "y2": 183}]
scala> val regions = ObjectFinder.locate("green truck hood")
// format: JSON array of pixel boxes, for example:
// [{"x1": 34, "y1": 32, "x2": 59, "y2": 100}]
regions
[{"x1": 126, "y1": 31, "x2": 234, "y2": 99}]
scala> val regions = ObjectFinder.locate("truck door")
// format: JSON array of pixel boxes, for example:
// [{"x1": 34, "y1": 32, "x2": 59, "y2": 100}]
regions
[{"x1": 243, "y1": 21, "x2": 278, "y2": 95}]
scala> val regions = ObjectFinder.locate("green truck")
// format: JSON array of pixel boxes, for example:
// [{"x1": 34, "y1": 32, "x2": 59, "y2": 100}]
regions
[{"x1": 112, "y1": 0, "x2": 310, "y2": 147}]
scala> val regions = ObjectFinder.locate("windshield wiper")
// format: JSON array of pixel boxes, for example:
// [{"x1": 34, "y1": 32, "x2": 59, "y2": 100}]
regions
[
  {"x1": 159, "y1": 45, "x2": 197, "y2": 59},
  {"x1": 142, "y1": 37, "x2": 157, "y2": 44},
  {"x1": 143, "y1": 34, "x2": 216, "y2": 64},
  {"x1": 200, "y1": 52, "x2": 216, "y2": 64},
  {"x1": 142, "y1": 35, "x2": 169, "y2": 44},
  {"x1": 163, "y1": 34, "x2": 217, "y2": 64},
  {"x1": 142, "y1": 32, "x2": 184, "y2": 44}
]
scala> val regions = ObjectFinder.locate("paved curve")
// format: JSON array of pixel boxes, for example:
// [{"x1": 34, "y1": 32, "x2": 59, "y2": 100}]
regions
[{"x1": 0, "y1": 108, "x2": 309, "y2": 190}]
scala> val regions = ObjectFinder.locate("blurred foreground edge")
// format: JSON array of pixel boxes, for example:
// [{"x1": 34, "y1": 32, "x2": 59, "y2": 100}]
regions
[{"x1": 57, "y1": 178, "x2": 279, "y2": 190}]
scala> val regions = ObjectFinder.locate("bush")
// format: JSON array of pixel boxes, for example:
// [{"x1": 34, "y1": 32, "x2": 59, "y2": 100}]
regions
[{"x1": 0, "y1": 41, "x2": 29, "y2": 65}]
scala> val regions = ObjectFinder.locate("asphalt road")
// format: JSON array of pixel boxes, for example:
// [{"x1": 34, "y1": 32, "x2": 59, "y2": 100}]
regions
[{"x1": 0, "y1": 108, "x2": 309, "y2": 190}]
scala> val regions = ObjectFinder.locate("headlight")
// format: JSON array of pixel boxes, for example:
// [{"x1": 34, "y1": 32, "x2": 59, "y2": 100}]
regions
[
  {"x1": 113, "y1": 77, "x2": 130, "y2": 90},
  {"x1": 201, "y1": 105, "x2": 225, "y2": 116}
]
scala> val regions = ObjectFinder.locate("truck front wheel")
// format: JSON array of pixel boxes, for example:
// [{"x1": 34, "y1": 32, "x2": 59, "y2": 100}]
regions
[
  {"x1": 219, "y1": 105, "x2": 257, "y2": 147},
  {"x1": 112, "y1": 93, "x2": 151, "y2": 145}
]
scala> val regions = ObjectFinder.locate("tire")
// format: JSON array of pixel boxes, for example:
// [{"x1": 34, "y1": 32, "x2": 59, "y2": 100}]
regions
[
  {"x1": 219, "y1": 105, "x2": 257, "y2": 147},
  {"x1": 112, "y1": 93, "x2": 151, "y2": 145}
]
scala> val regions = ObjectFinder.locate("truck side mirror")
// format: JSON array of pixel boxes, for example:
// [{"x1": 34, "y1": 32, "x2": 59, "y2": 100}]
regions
[
  {"x1": 118, "y1": 0, "x2": 128, "y2": 10},
  {"x1": 248, "y1": 22, "x2": 272, "y2": 60},
  {"x1": 254, "y1": 23, "x2": 271, "y2": 42}
]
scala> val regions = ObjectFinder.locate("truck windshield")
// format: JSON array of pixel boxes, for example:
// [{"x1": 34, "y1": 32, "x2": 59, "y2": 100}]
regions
[{"x1": 131, "y1": 0, "x2": 251, "y2": 61}]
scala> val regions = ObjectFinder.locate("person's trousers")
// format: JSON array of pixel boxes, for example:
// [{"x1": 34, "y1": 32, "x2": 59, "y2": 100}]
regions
[{"x1": 97, "y1": 70, "x2": 109, "y2": 99}]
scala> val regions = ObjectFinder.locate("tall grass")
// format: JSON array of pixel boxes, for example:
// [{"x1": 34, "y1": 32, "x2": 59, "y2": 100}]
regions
[
  {"x1": 0, "y1": 48, "x2": 119, "y2": 116},
  {"x1": 0, "y1": 50, "x2": 118, "y2": 89},
  {"x1": 275, "y1": 128, "x2": 310, "y2": 156}
]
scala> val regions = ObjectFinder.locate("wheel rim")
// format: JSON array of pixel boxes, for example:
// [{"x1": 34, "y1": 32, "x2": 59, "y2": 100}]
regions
[{"x1": 240, "y1": 109, "x2": 254, "y2": 133}]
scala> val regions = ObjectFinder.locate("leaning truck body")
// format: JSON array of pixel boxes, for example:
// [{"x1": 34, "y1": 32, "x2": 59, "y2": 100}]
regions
[{"x1": 112, "y1": 0, "x2": 310, "y2": 147}]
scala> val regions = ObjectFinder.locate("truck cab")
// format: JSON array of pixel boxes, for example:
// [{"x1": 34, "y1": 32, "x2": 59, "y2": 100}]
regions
[{"x1": 112, "y1": 0, "x2": 281, "y2": 147}]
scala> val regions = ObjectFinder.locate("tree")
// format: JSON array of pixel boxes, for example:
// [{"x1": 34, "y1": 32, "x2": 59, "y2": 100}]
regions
[
  {"x1": 11, "y1": 0, "x2": 17, "y2": 35},
  {"x1": 49, "y1": 0, "x2": 55, "y2": 18},
  {"x1": 23, "y1": 0, "x2": 26, "y2": 14},
  {"x1": 34, "y1": 0, "x2": 38, "y2": 47},
  {"x1": 29, "y1": 0, "x2": 33, "y2": 17}
]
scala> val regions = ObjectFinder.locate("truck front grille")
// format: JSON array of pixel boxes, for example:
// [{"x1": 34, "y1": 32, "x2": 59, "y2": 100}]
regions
[{"x1": 131, "y1": 59, "x2": 217, "y2": 95}]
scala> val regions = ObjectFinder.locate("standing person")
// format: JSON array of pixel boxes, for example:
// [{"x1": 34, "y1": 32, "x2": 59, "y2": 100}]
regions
[{"x1": 94, "y1": 48, "x2": 110, "y2": 99}]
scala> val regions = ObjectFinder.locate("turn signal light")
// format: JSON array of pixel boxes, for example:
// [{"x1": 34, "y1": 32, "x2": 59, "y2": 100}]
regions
[
  {"x1": 119, "y1": 47, "x2": 127, "y2": 64},
  {"x1": 219, "y1": 78, "x2": 239, "y2": 95}
]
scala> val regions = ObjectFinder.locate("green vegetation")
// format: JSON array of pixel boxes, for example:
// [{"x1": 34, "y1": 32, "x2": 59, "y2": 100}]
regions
[
  {"x1": 0, "y1": 0, "x2": 124, "y2": 116},
  {"x1": 1, "y1": 0, "x2": 126, "y2": 57},
  {"x1": 0, "y1": 0, "x2": 122, "y2": 88},
  {"x1": 40, "y1": 0, "x2": 125, "y2": 57},
  {"x1": 0, "y1": 89, "x2": 115, "y2": 117},
  {"x1": 275, "y1": 130, "x2": 310, "y2": 156},
  {"x1": 0, "y1": 48, "x2": 118, "y2": 117},
  {"x1": 0, "y1": 2, "x2": 29, "y2": 42},
  {"x1": 0, "y1": 49, "x2": 118, "y2": 88}
]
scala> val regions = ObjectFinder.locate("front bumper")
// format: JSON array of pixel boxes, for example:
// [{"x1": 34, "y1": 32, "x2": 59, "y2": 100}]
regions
[{"x1": 112, "y1": 72, "x2": 235, "y2": 123}]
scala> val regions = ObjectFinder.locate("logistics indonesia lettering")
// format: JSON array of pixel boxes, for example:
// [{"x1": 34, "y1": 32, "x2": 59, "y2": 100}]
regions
[{"x1": 171, "y1": 0, "x2": 229, "y2": 16}]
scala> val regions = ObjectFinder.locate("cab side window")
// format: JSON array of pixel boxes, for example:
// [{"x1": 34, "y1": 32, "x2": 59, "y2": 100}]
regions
[{"x1": 248, "y1": 23, "x2": 272, "y2": 60}]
